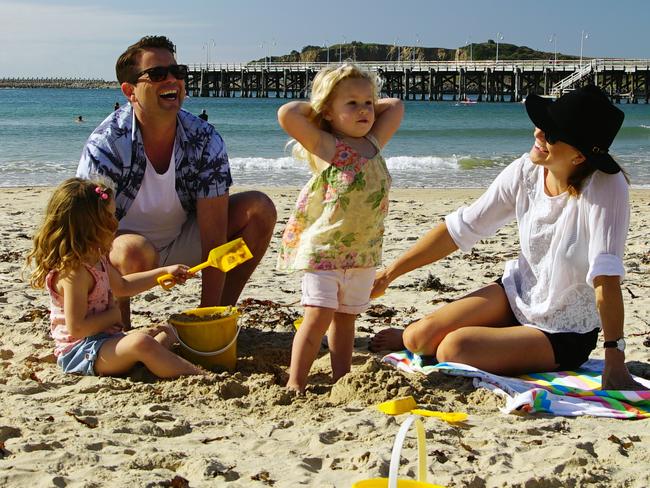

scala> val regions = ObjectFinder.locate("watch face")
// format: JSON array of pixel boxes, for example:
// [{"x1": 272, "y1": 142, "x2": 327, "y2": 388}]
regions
[{"x1": 617, "y1": 338, "x2": 626, "y2": 351}]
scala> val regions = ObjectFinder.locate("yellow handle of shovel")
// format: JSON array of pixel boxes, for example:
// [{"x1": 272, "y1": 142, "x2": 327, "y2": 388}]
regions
[{"x1": 156, "y1": 273, "x2": 178, "y2": 291}]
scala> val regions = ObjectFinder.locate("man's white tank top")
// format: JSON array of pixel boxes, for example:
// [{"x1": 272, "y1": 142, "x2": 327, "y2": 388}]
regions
[{"x1": 118, "y1": 144, "x2": 187, "y2": 249}]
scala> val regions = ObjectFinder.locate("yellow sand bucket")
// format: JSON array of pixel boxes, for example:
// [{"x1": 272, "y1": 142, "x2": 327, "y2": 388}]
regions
[
  {"x1": 352, "y1": 415, "x2": 446, "y2": 488},
  {"x1": 168, "y1": 306, "x2": 241, "y2": 371}
]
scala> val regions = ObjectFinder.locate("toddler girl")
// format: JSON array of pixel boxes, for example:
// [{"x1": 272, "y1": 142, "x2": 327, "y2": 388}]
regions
[
  {"x1": 277, "y1": 63, "x2": 404, "y2": 392},
  {"x1": 27, "y1": 177, "x2": 205, "y2": 378}
]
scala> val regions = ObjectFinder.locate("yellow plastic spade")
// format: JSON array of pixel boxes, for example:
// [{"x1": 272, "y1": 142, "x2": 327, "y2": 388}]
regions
[
  {"x1": 377, "y1": 396, "x2": 417, "y2": 415},
  {"x1": 377, "y1": 396, "x2": 468, "y2": 424},
  {"x1": 157, "y1": 237, "x2": 253, "y2": 291}
]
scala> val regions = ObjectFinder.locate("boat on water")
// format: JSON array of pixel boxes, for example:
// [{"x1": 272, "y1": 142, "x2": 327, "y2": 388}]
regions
[{"x1": 456, "y1": 98, "x2": 477, "y2": 106}]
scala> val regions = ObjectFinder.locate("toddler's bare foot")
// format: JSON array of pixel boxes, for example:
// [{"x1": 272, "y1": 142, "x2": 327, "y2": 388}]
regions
[
  {"x1": 286, "y1": 381, "x2": 305, "y2": 395},
  {"x1": 369, "y1": 328, "x2": 405, "y2": 352}
]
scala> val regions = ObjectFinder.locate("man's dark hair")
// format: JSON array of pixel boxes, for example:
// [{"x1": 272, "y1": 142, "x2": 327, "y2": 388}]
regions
[{"x1": 115, "y1": 35, "x2": 176, "y2": 84}]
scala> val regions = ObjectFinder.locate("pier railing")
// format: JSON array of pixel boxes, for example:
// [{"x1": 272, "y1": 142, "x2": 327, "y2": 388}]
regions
[
  {"x1": 188, "y1": 58, "x2": 650, "y2": 72},
  {"x1": 185, "y1": 58, "x2": 650, "y2": 103}
]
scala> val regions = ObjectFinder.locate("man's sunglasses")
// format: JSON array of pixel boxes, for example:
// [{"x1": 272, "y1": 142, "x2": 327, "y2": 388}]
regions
[{"x1": 132, "y1": 64, "x2": 188, "y2": 83}]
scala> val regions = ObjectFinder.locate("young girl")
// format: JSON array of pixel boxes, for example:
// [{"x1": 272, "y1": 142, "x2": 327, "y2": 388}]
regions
[
  {"x1": 27, "y1": 178, "x2": 206, "y2": 378},
  {"x1": 277, "y1": 63, "x2": 404, "y2": 392}
]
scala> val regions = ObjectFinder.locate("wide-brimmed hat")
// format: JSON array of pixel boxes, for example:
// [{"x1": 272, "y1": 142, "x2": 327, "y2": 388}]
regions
[{"x1": 525, "y1": 85, "x2": 624, "y2": 174}]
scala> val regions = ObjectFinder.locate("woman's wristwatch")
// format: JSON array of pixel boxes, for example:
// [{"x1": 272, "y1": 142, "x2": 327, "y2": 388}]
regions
[{"x1": 603, "y1": 337, "x2": 626, "y2": 352}]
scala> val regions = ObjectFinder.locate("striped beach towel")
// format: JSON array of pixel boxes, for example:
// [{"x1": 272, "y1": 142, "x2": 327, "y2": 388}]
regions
[{"x1": 382, "y1": 351, "x2": 650, "y2": 419}]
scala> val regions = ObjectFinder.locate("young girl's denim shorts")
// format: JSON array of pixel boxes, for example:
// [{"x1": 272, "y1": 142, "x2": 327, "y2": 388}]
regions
[{"x1": 57, "y1": 332, "x2": 125, "y2": 375}]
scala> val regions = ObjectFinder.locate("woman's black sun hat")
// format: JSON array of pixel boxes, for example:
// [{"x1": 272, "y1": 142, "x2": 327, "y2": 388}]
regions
[{"x1": 525, "y1": 85, "x2": 624, "y2": 174}]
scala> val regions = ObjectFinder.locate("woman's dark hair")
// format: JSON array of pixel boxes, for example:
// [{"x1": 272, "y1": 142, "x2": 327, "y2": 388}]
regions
[{"x1": 568, "y1": 156, "x2": 629, "y2": 196}]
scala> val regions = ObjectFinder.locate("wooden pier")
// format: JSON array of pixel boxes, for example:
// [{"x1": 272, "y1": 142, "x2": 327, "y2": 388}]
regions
[{"x1": 186, "y1": 59, "x2": 650, "y2": 103}]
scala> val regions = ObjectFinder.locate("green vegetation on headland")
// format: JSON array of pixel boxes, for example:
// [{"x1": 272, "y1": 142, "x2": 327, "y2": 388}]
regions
[{"x1": 252, "y1": 40, "x2": 579, "y2": 63}]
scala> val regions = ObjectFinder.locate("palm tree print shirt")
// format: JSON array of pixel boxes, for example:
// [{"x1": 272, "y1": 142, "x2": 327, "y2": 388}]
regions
[{"x1": 77, "y1": 105, "x2": 232, "y2": 220}]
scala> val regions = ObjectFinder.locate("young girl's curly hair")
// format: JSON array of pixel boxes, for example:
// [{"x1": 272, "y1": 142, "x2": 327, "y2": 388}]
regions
[
  {"x1": 292, "y1": 62, "x2": 382, "y2": 171},
  {"x1": 27, "y1": 177, "x2": 118, "y2": 288}
]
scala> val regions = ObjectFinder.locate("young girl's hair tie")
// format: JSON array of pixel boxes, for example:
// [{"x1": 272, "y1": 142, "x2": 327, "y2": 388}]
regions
[{"x1": 95, "y1": 186, "x2": 109, "y2": 200}]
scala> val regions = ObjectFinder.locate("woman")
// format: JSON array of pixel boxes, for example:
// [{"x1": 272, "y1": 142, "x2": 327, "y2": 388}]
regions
[{"x1": 370, "y1": 85, "x2": 644, "y2": 391}]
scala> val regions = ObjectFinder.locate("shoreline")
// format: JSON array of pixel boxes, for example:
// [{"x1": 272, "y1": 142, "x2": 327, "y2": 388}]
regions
[
  {"x1": 5, "y1": 184, "x2": 650, "y2": 197},
  {"x1": 1, "y1": 186, "x2": 648, "y2": 487}
]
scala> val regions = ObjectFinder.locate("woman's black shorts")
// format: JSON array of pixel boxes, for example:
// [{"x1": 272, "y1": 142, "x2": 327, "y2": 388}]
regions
[{"x1": 495, "y1": 278, "x2": 599, "y2": 370}]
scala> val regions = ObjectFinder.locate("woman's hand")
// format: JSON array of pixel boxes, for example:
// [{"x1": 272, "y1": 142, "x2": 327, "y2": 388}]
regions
[
  {"x1": 370, "y1": 269, "x2": 391, "y2": 299},
  {"x1": 602, "y1": 351, "x2": 647, "y2": 391}
]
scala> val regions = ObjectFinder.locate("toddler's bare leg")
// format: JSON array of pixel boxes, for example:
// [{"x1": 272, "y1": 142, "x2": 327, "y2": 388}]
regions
[
  {"x1": 328, "y1": 312, "x2": 356, "y2": 382},
  {"x1": 287, "y1": 306, "x2": 334, "y2": 392}
]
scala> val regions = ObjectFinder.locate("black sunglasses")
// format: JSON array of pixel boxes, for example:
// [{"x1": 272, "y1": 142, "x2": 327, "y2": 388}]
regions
[
  {"x1": 544, "y1": 130, "x2": 561, "y2": 145},
  {"x1": 132, "y1": 64, "x2": 188, "y2": 83}
]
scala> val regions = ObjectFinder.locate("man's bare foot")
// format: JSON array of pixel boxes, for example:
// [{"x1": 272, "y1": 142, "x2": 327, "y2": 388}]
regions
[{"x1": 369, "y1": 328, "x2": 405, "y2": 352}]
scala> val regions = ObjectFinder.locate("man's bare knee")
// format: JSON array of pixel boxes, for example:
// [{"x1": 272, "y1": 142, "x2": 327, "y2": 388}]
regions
[
  {"x1": 253, "y1": 192, "x2": 278, "y2": 231},
  {"x1": 229, "y1": 191, "x2": 277, "y2": 240},
  {"x1": 110, "y1": 235, "x2": 158, "y2": 274}
]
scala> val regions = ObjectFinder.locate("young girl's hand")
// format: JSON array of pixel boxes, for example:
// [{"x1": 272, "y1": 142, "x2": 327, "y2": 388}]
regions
[
  {"x1": 140, "y1": 323, "x2": 171, "y2": 337},
  {"x1": 107, "y1": 302, "x2": 124, "y2": 331},
  {"x1": 163, "y1": 265, "x2": 192, "y2": 284}
]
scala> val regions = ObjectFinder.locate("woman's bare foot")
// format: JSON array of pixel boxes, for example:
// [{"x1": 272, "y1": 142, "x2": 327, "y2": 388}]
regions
[{"x1": 369, "y1": 328, "x2": 405, "y2": 352}]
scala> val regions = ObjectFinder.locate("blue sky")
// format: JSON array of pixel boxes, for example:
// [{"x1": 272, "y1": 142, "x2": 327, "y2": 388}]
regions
[{"x1": 1, "y1": 0, "x2": 648, "y2": 80}]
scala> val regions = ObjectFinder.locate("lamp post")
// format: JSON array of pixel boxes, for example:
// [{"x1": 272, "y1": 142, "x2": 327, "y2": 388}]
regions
[
  {"x1": 394, "y1": 37, "x2": 400, "y2": 63},
  {"x1": 339, "y1": 36, "x2": 346, "y2": 62},
  {"x1": 413, "y1": 34, "x2": 420, "y2": 64},
  {"x1": 495, "y1": 32, "x2": 504, "y2": 63},
  {"x1": 324, "y1": 40, "x2": 329, "y2": 64},
  {"x1": 549, "y1": 33, "x2": 557, "y2": 66},
  {"x1": 260, "y1": 40, "x2": 276, "y2": 68},
  {"x1": 202, "y1": 39, "x2": 215, "y2": 66},
  {"x1": 466, "y1": 37, "x2": 472, "y2": 61},
  {"x1": 579, "y1": 30, "x2": 589, "y2": 66}
]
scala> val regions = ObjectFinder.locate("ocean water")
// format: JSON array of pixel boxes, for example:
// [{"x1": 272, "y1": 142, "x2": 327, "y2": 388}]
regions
[{"x1": 1, "y1": 88, "x2": 649, "y2": 188}]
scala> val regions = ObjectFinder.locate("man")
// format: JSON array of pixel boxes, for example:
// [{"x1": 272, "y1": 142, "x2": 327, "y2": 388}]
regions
[
  {"x1": 198, "y1": 109, "x2": 208, "y2": 121},
  {"x1": 77, "y1": 35, "x2": 276, "y2": 327}
]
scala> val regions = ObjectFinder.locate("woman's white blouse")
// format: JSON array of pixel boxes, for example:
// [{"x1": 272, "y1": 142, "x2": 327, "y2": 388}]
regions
[{"x1": 445, "y1": 153, "x2": 629, "y2": 334}]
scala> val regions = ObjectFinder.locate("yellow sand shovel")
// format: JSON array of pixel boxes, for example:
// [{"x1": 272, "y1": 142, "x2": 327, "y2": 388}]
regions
[
  {"x1": 157, "y1": 237, "x2": 253, "y2": 291},
  {"x1": 377, "y1": 396, "x2": 468, "y2": 424}
]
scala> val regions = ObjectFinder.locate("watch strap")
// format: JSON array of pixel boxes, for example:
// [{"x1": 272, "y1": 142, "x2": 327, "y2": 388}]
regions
[{"x1": 603, "y1": 337, "x2": 624, "y2": 348}]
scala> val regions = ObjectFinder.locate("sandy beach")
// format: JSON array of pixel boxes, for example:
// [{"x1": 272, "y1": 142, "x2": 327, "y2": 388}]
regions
[{"x1": 1, "y1": 186, "x2": 649, "y2": 487}]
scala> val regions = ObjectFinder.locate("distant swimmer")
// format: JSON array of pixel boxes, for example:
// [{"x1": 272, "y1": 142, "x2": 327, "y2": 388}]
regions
[
  {"x1": 114, "y1": 102, "x2": 120, "y2": 111},
  {"x1": 76, "y1": 115, "x2": 84, "y2": 123},
  {"x1": 198, "y1": 109, "x2": 208, "y2": 121}
]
